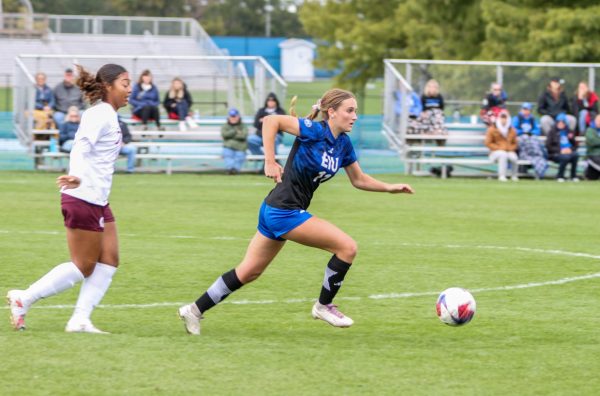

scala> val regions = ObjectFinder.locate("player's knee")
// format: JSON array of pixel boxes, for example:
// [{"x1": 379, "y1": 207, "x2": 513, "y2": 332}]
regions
[
  {"x1": 75, "y1": 260, "x2": 97, "y2": 277},
  {"x1": 338, "y1": 239, "x2": 358, "y2": 262},
  {"x1": 237, "y1": 268, "x2": 264, "y2": 284}
]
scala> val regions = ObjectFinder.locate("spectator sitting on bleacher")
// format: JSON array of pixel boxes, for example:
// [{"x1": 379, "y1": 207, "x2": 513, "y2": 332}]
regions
[
  {"x1": 538, "y1": 77, "x2": 576, "y2": 135},
  {"x1": 572, "y1": 81, "x2": 598, "y2": 134},
  {"x1": 546, "y1": 113, "x2": 579, "y2": 182},
  {"x1": 480, "y1": 82, "x2": 507, "y2": 126},
  {"x1": 33, "y1": 72, "x2": 55, "y2": 130},
  {"x1": 248, "y1": 92, "x2": 286, "y2": 156},
  {"x1": 130, "y1": 69, "x2": 163, "y2": 131},
  {"x1": 584, "y1": 114, "x2": 600, "y2": 180},
  {"x1": 118, "y1": 117, "x2": 137, "y2": 173},
  {"x1": 517, "y1": 109, "x2": 547, "y2": 180},
  {"x1": 417, "y1": 79, "x2": 447, "y2": 136},
  {"x1": 512, "y1": 102, "x2": 540, "y2": 136},
  {"x1": 163, "y1": 77, "x2": 197, "y2": 132},
  {"x1": 393, "y1": 90, "x2": 423, "y2": 134},
  {"x1": 485, "y1": 110, "x2": 519, "y2": 182},
  {"x1": 221, "y1": 108, "x2": 248, "y2": 175},
  {"x1": 58, "y1": 106, "x2": 80, "y2": 152},
  {"x1": 53, "y1": 68, "x2": 84, "y2": 130},
  {"x1": 59, "y1": 107, "x2": 136, "y2": 173}
]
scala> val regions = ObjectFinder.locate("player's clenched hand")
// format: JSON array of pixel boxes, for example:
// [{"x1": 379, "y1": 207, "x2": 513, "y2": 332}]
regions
[
  {"x1": 264, "y1": 161, "x2": 284, "y2": 183},
  {"x1": 56, "y1": 175, "x2": 81, "y2": 190},
  {"x1": 387, "y1": 183, "x2": 414, "y2": 194}
]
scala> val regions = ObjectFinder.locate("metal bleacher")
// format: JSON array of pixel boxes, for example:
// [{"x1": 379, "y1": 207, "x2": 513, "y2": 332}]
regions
[
  {"x1": 382, "y1": 59, "x2": 598, "y2": 177},
  {"x1": 6, "y1": 13, "x2": 288, "y2": 173}
]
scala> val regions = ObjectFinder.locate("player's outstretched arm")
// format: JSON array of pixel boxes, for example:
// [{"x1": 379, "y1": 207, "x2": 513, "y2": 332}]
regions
[
  {"x1": 262, "y1": 115, "x2": 300, "y2": 183},
  {"x1": 344, "y1": 162, "x2": 414, "y2": 194}
]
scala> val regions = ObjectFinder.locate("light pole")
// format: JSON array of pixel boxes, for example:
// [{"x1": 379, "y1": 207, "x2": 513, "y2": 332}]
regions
[{"x1": 264, "y1": 2, "x2": 274, "y2": 37}]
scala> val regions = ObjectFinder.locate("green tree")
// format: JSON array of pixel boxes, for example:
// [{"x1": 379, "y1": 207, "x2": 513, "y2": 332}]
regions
[
  {"x1": 481, "y1": 0, "x2": 600, "y2": 62},
  {"x1": 199, "y1": 0, "x2": 305, "y2": 37},
  {"x1": 300, "y1": 0, "x2": 485, "y2": 93},
  {"x1": 300, "y1": 0, "x2": 405, "y2": 93},
  {"x1": 108, "y1": 0, "x2": 189, "y2": 17},
  {"x1": 30, "y1": 0, "x2": 113, "y2": 15}
]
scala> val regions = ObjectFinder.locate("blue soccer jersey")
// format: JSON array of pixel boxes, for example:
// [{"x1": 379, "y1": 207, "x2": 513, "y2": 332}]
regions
[{"x1": 264, "y1": 118, "x2": 357, "y2": 210}]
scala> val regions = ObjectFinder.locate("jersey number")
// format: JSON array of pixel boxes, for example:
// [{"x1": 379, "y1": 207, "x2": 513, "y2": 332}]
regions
[{"x1": 313, "y1": 171, "x2": 333, "y2": 184}]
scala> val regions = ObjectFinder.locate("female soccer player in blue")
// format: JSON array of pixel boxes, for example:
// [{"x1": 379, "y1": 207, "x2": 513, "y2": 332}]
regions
[{"x1": 178, "y1": 88, "x2": 414, "y2": 335}]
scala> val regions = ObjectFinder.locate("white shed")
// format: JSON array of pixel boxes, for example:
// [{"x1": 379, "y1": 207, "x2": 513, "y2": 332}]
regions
[{"x1": 279, "y1": 38, "x2": 316, "y2": 82}]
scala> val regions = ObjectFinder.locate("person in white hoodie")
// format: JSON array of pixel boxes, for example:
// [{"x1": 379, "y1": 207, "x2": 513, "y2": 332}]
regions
[{"x1": 7, "y1": 63, "x2": 132, "y2": 333}]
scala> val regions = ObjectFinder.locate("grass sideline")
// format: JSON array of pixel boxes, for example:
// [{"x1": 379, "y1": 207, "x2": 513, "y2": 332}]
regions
[{"x1": 1, "y1": 171, "x2": 599, "y2": 395}]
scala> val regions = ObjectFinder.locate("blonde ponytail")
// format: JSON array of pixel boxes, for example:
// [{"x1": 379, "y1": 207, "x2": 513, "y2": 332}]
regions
[{"x1": 289, "y1": 95, "x2": 298, "y2": 117}]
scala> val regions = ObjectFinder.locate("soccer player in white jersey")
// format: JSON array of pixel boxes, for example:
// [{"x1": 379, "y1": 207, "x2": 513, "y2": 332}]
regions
[
  {"x1": 178, "y1": 89, "x2": 414, "y2": 335},
  {"x1": 7, "y1": 64, "x2": 131, "y2": 333}
]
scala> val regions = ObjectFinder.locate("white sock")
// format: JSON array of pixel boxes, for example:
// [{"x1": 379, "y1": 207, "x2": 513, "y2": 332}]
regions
[
  {"x1": 70, "y1": 263, "x2": 117, "y2": 323},
  {"x1": 23, "y1": 262, "x2": 84, "y2": 306}
]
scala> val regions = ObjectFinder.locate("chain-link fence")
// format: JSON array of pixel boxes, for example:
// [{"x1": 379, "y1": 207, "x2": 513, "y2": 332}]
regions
[
  {"x1": 14, "y1": 54, "x2": 286, "y2": 147},
  {"x1": 384, "y1": 59, "x2": 600, "y2": 156}
]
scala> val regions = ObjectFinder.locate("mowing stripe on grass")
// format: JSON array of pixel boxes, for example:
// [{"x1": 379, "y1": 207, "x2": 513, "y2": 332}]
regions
[{"x1": 2, "y1": 233, "x2": 599, "y2": 310}]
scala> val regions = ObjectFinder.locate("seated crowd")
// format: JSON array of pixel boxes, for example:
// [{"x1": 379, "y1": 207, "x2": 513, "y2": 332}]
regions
[
  {"x1": 33, "y1": 67, "x2": 288, "y2": 174},
  {"x1": 395, "y1": 76, "x2": 599, "y2": 181}
]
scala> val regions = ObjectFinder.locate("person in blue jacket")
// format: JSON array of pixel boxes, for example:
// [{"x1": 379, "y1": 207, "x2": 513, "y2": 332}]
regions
[
  {"x1": 394, "y1": 90, "x2": 423, "y2": 134},
  {"x1": 129, "y1": 69, "x2": 162, "y2": 131},
  {"x1": 58, "y1": 106, "x2": 81, "y2": 152},
  {"x1": 512, "y1": 102, "x2": 541, "y2": 136}
]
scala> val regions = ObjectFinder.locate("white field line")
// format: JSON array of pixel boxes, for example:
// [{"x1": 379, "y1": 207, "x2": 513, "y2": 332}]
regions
[{"x1": 1, "y1": 235, "x2": 599, "y2": 310}]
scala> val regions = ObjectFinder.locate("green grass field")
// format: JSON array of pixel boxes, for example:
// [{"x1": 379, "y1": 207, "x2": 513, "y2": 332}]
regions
[{"x1": 1, "y1": 171, "x2": 599, "y2": 395}]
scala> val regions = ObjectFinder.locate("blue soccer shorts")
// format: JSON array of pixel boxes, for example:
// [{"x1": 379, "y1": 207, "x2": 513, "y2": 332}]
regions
[{"x1": 257, "y1": 201, "x2": 312, "y2": 241}]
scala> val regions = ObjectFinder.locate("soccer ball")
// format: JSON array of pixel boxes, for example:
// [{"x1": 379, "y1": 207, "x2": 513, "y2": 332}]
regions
[{"x1": 436, "y1": 287, "x2": 476, "y2": 326}]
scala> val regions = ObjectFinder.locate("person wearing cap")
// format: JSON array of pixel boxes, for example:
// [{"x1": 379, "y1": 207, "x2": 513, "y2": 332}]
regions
[
  {"x1": 546, "y1": 113, "x2": 579, "y2": 182},
  {"x1": 571, "y1": 81, "x2": 598, "y2": 134},
  {"x1": 584, "y1": 113, "x2": 600, "y2": 180},
  {"x1": 248, "y1": 93, "x2": 286, "y2": 157},
  {"x1": 53, "y1": 68, "x2": 85, "y2": 129},
  {"x1": 485, "y1": 109, "x2": 519, "y2": 181},
  {"x1": 538, "y1": 77, "x2": 576, "y2": 135},
  {"x1": 512, "y1": 102, "x2": 540, "y2": 136},
  {"x1": 221, "y1": 108, "x2": 248, "y2": 175}
]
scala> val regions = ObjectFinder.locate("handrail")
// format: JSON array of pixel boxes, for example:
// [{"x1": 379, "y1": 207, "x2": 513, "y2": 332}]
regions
[
  {"x1": 17, "y1": 54, "x2": 278, "y2": 62},
  {"x1": 384, "y1": 60, "x2": 413, "y2": 91},
  {"x1": 14, "y1": 57, "x2": 36, "y2": 84},
  {"x1": 386, "y1": 59, "x2": 600, "y2": 68}
]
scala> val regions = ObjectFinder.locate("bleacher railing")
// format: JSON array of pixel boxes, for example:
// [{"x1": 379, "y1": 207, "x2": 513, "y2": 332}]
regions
[
  {"x1": 1, "y1": 13, "x2": 223, "y2": 56},
  {"x1": 14, "y1": 54, "x2": 286, "y2": 146},
  {"x1": 383, "y1": 59, "x2": 600, "y2": 157}
]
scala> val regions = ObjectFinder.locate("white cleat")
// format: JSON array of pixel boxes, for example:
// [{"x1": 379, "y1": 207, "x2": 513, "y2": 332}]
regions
[
  {"x1": 6, "y1": 290, "x2": 29, "y2": 331},
  {"x1": 65, "y1": 318, "x2": 109, "y2": 334},
  {"x1": 185, "y1": 116, "x2": 199, "y2": 129},
  {"x1": 311, "y1": 302, "x2": 354, "y2": 328},
  {"x1": 178, "y1": 304, "x2": 202, "y2": 335}
]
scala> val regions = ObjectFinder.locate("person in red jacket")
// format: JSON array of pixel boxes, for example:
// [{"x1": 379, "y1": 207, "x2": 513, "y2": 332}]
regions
[{"x1": 571, "y1": 81, "x2": 598, "y2": 134}]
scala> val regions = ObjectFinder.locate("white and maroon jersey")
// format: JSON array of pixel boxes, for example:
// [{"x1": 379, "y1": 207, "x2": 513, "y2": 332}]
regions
[{"x1": 62, "y1": 102, "x2": 121, "y2": 206}]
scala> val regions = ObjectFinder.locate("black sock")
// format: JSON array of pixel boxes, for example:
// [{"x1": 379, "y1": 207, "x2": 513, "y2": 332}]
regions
[
  {"x1": 319, "y1": 255, "x2": 352, "y2": 305},
  {"x1": 195, "y1": 269, "x2": 243, "y2": 314}
]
